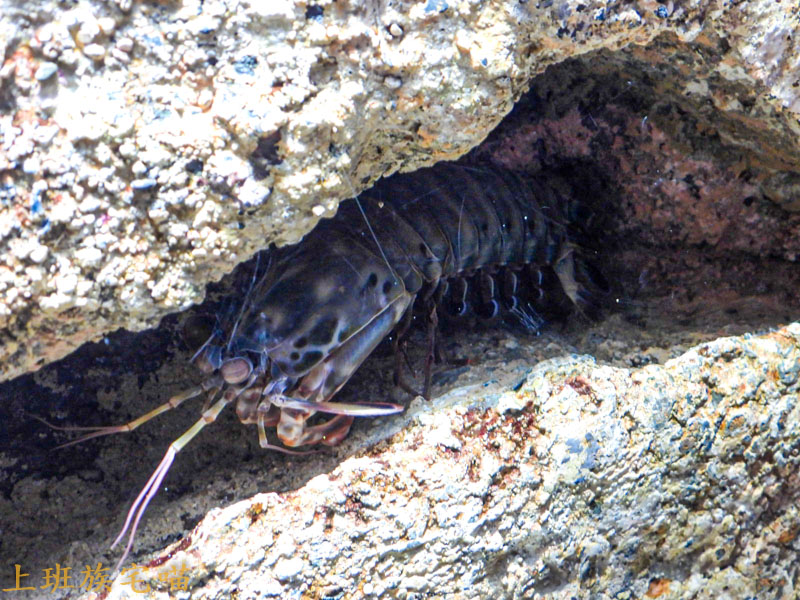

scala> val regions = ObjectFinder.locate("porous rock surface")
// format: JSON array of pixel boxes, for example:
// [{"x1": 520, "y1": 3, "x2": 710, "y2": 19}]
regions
[
  {"x1": 2, "y1": 0, "x2": 800, "y2": 381},
  {"x1": 4, "y1": 1, "x2": 800, "y2": 598},
  {"x1": 80, "y1": 322, "x2": 800, "y2": 600}
]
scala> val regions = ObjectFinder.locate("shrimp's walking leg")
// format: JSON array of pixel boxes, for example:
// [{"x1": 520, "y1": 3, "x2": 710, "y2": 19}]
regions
[
  {"x1": 256, "y1": 406, "x2": 318, "y2": 455},
  {"x1": 392, "y1": 301, "x2": 422, "y2": 397},
  {"x1": 422, "y1": 304, "x2": 438, "y2": 400}
]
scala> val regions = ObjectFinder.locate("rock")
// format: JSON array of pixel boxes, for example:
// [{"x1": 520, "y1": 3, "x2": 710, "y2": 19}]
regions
[
  {"x1": 2, "y1": 0, "x2": 800, "y2": 598},
  {"x1": 69, "y1": 322, "x2": 800, "y2": 599},
  {"x1": 1, "y1": 0, "x2": 799, "y2": 382}
]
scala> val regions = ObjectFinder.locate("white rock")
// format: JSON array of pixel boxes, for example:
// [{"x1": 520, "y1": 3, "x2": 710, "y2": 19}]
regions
[
  {"x1": 29, "y1": 245, "x2": 49, "y2": 264},
  {"x1": 246, "y1": 0, "x2": 295, "y2": 21},
  {"x1": 116, "y1": 37, "x2": 134, "y2": 53},
  {"x1": 272, "y1": 557, "x2": 304, "y2": 582},
  {"x1": 97, "y1": 17, "x2": 117, "y2": 36},
  {"x1": 56, "y1": 273, "x2": 78, "y2": 294},
  {"x1": 77, "y1": 19, "x2": 101, "y2": 45},
  {"x1": 74, "y1": 246, "x2": 104, "y2": 266},
  {"x1": 34, "y1": 62, "x2": 58, "y2": 81},
  {"x1": 82, "y1": 43, "x2": 106, "y2": 60}
]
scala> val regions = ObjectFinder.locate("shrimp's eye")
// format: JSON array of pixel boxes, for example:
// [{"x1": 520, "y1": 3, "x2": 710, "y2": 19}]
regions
[{"x1": 220, "y1": 357, "x2": 253, "y2": 384}]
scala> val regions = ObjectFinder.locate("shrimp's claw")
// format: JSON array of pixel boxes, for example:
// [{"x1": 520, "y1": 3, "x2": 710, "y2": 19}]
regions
[
  {"x1": 277, "y1": 414, "x2": 356, "y2": 448},
  {"x1": 274, "y1": 396, "x2": 404, "y2": 417}
]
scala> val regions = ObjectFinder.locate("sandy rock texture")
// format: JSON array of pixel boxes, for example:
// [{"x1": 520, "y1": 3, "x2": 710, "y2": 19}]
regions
[
  {"x1": 2, "y1": 0, "x2": 800, "y2": 381},
  {"x1": 3, "y1": 0, "x2": 800, "y2": 598},
  {"x1": 69, "y1": 322, "x2": 799, "y2": 600}
]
